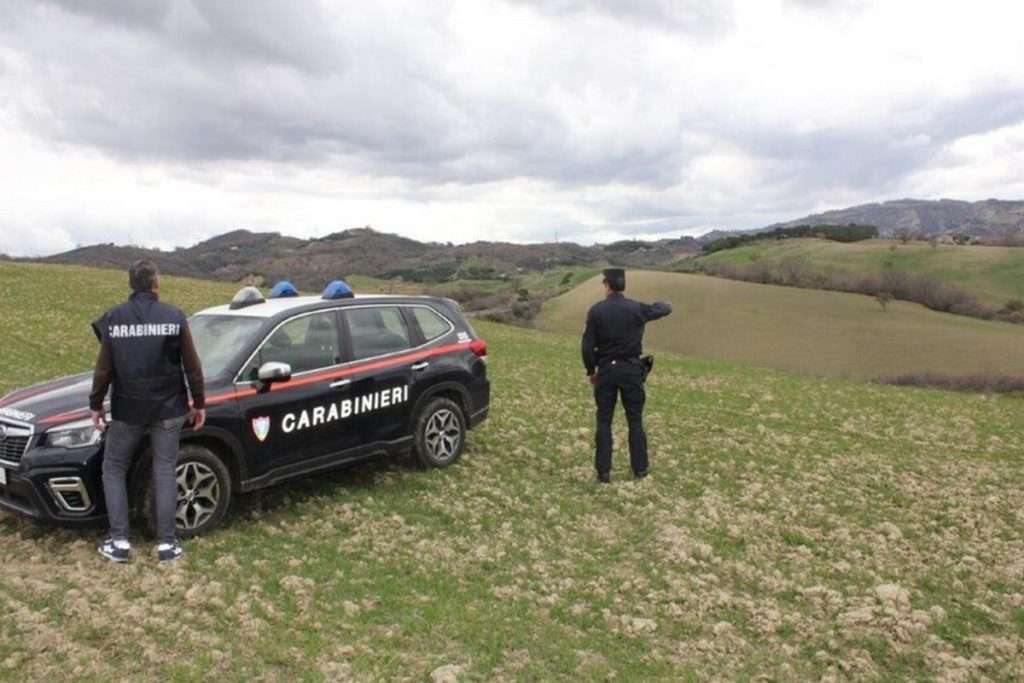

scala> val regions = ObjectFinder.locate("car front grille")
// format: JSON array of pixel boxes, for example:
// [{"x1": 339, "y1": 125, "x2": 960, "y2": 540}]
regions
[
  {"x1": 0, "y1": 420, "x2": 31, "y2": 464},
  {"x1": 1, "y1": 436, "x2": 29, "y2": 463}
]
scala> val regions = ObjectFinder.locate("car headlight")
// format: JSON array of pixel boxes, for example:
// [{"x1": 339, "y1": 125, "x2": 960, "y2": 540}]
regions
[{"x1": 44, "y1": 418, "x2": 103, "y2": 449}]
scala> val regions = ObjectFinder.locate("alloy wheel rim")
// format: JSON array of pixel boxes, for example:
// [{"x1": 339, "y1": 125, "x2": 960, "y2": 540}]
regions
[
  {"x1": 175, "y1": 461, "x2": 220, "y2": 530},
  {"x1": 425, "y1": 409, "x2": 461, "y2": 461}
]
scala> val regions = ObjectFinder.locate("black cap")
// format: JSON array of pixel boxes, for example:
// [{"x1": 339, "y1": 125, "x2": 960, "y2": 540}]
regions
[{"x1": 602, "y1": 268, "x2": 626, "y2": 291}]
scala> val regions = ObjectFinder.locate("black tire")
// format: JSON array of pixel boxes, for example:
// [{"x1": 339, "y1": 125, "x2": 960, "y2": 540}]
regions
[
  {"x1": 137, "y1": 444, "x2": 232, "y2": 539},
  {"x1": 413, "y1": 397, "x2": 466, "y2": 468}
]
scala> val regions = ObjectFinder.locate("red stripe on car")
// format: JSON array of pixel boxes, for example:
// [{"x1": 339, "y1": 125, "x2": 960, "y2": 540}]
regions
[{"x1": 205, "y1": 342, "x2": 474, "y2": 405}]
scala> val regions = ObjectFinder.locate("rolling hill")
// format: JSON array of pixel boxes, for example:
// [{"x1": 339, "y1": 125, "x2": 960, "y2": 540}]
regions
[
  {"x1": 14, "y1": 199, "x2": 1024, "y2": 297},
  {"x1": 697, "y1": 238, "x2": 1024, "y2": 308},
  {"x1": 771, "y1": 198, "x2": 1024, "y2": 239},
  {"x1": 536, "y1": 270, "x2": 1024, "y2": 379},
  {"x1": 27, "y1": 227, "x2": 699, "y2": 292}
]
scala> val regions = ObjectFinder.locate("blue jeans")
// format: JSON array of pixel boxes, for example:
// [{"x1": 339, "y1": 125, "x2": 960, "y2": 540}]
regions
[{"x1": 101, "y1": 415, "x2": 186, "y2": 545}]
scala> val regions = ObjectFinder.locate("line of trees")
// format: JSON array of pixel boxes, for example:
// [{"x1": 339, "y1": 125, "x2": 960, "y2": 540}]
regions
[{"x1": 702, "y1": 224, "x2": 879, "y2": 254}]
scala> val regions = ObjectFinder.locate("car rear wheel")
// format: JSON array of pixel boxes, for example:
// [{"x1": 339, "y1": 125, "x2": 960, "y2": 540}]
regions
[
  {"x1": 137, "y1": 444, "x2": 232, "y2": 539},
  {"x1": 413, "y1": 397, "x2": 466, "y2": 468}
]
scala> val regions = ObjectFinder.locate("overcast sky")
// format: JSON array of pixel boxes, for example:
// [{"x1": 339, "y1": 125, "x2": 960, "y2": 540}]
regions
[{"x1": 2, "y1": 0, "x2": 1023, "y2": 256}]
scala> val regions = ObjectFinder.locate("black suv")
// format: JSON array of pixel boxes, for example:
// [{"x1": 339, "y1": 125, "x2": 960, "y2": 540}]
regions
[{"x1": 0, "y1": 283, "x2": 490, "y2": 536}]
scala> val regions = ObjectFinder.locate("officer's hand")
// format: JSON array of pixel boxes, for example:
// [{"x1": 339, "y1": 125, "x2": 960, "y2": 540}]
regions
[
  {"x1": 91, "y1": 410, "x2": 107, "y2": 433},
  {"x1": 588, "y1": 374, "x2": 597, "y2": 388},
  {"x1": 189, "y1": 408, "x2": 206, "y2": 431}
]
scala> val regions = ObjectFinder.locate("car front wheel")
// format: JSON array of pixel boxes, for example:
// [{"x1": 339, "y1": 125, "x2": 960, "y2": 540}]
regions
[
  {"x1": 137, "y1": 444, "x2": 232, "y2": 539},
  {"x1": 413, "y1": 397, "x2": 466, "y2": 468}
]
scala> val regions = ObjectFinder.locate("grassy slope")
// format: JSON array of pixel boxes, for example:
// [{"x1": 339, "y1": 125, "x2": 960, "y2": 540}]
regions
[
  {"x1": 537, "y1": 270, "x2": 1024, "y2": 379},
  {"x1": 2, "y1": 262, "x2": 1024, "y2": 679},
  {"x1": 0, "y1": 262, "x2": 598, "y2": 394},
  {"x1": 698, "y1": 238, "x2": 1024, "y2": 307},
  {"x1": 0, "y1": 262, "x2": 241, "y2": 394}
]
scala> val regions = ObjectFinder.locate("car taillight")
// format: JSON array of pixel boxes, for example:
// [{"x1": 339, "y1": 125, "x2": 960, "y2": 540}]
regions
[{"x1": 469, "y1": 339, "x2": 488, "y2": 360}]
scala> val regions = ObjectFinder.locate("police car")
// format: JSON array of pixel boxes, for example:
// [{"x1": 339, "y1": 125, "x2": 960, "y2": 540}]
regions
[{"x1": 0, "y1": 281, "x2": 490, "y2": 537}]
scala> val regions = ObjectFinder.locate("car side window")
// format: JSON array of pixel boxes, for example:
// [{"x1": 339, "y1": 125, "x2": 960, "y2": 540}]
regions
[
  {"x1": 345, "y1": 307, "x2": 411, "y2": 360},
  {"x1": 244, "y1": 312, "x2": 339, "y2": 379},
  {"x1": 410, "y1": 306, "x2": 452, "y2": 342}
]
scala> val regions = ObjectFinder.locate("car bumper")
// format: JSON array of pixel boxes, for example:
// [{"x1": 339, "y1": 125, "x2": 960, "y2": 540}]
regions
[{"x1": 0, "y1": 454, "x2": 106, "y2": 527}]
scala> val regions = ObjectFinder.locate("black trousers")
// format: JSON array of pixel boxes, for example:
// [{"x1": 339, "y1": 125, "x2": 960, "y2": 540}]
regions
[{"x1": 594, "y1": 361, "x2": 648, "y2": 476}]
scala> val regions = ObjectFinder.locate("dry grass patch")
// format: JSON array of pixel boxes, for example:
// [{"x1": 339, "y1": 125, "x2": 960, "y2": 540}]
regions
[{"x1": 537, "y1": 270, "x2": 1024, "y2": 379}]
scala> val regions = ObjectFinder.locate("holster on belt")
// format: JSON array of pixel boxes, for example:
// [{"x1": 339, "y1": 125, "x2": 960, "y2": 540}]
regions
[{"x1": 640, "y1": 355, "x2": 654, "y2": 380}]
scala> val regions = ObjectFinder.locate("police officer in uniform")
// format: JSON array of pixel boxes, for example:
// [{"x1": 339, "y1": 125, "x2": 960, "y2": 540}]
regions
[
  {"x1": 582, "y1": 269, "x2": 672, "y2": 483},
  {"x1": 89, "y1": 260, "x2": 206, "y2": 563}
]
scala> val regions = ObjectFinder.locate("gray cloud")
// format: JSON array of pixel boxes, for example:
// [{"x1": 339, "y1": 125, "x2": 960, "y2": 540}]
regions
[
  {"x1": 931, "y1": 90, "x2": 1024, "y2": 142},
  {"x1": 1, "y1": 5, "x2": 462, "y2": 166},
  {"x1": 15, "y1": 1, "x2": 359, "y2": 161},
  {"x1": 1, "y1": 0, "x2": 1021, "y2": 256},
  {"x1": 4, "y1": 1, "x2": 702, "y2": 189},
  {"x1": 784, "y1": 0, "x2": 868, "y2": 13},
  {"x1": 44, "y1": 0, "x2": 175, "y2": 29},
  {"x1": 511, "y1": 0, "x2": 734, "y2": 36},
  {"x1": 43, "y1": 0, "x2": 343, "y2": 72},
  {"x1": 711, "y1": 85, "x2": 1024, "y2": 199}
]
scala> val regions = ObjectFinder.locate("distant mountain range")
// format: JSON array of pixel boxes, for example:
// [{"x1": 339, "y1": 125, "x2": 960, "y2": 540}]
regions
[
  {"x1": 23, "y1": 198, "x2": 1024, "y2": 288},
  {"x1": 773, "y1": 198, "x2": 1024, "y2": 237},
  {"x1": 29, "y1": 228, "x2": 699, "y2": 290}
]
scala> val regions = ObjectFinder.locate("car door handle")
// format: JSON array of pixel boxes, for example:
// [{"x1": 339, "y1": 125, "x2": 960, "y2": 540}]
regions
[
  {"x1": 411, "y1": 362, "x2": 429, "y2": 371},
  {"x1": 330, "y1": 378, "x2": 352, "y2": 388}
]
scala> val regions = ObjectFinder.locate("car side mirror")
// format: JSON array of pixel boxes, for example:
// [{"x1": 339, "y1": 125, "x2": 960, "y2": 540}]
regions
[{"x1": 255, "y1": 361, "x2": 291, "y2": 393}]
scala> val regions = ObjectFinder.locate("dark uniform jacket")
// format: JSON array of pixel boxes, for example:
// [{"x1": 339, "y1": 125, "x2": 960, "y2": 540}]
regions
[
  {"x1": 581, "y1": 293, "x2": 672, "y2": 375},
  {"x1": 89, "y1": 291, "x2": 205, "y2": 424}
]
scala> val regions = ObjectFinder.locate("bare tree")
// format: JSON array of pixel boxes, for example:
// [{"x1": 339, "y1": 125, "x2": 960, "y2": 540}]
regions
[
  {"x1": 875, "y1": 292, "x2": 894, "y2": 312},
  {"x1": 893, "y1": 226, "x2": 919, "y2": 244},
  {"x1": 779, "y1": 256, "x2": 811, "y2": 287}
]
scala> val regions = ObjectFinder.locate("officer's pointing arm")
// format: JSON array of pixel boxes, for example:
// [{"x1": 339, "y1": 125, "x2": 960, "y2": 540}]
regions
[{"x1": 641, "y1": 301, "x2": 673, "y2": 322}]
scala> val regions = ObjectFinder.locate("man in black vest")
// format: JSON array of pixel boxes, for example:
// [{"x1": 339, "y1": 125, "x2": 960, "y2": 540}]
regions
[
  {"x1": 582, "y1": 269, "x2": 672, "y2": 483},
  {"x1": 89, "y1": 260, "x2": 206, "y2": 563}
]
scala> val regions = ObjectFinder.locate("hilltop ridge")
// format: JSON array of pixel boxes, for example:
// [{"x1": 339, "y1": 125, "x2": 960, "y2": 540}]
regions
[
  {"x1": 31, "y1": 227, "x2": 699, "y2": 290},
  {"x1": 22, "y1": 198, "x2": 1024, "y2": 289},
  {"x1": 773, "y1": 198, "x2": 1024, "y2": 238}
]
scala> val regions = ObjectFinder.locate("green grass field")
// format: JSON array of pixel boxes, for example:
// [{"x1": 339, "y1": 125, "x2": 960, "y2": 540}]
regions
[
  {"x1": 697, "y1": 238, "x2": 1024, "y2": 308},
  {"x1": 2, "y1": 262, "x2": 1024, "y2": 679},
  {"x1": 537, "y1": 270, "x2": 1024, "y2": 379},
  {"x1": 0, "y1": 262, "x2": 241, "y2": 394}
]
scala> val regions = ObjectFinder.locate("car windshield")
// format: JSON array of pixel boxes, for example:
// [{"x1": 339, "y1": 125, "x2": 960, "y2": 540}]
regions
[{"x1": 188, "y1": 314, "x2": 265, "y2": 378}]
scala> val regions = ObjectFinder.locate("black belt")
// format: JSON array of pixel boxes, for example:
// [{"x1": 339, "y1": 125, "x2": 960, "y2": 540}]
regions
[{"x1": 601, "y1": 357, "x2": 639, "y2": 368}]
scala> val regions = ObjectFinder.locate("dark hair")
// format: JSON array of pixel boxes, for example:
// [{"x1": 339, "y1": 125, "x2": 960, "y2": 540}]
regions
[
  {"x1": 129, "y1": 260, "x2": 159, "y2": 292},
  {"x1": 602, "y1": 268, "x2": 626, "y2": 292}
]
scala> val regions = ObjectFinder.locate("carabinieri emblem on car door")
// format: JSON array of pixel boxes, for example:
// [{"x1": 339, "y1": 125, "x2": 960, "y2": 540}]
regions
[{"x1": 251, "y1": 416, "x2": 270, "y2": 442}]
